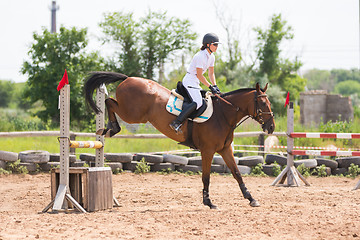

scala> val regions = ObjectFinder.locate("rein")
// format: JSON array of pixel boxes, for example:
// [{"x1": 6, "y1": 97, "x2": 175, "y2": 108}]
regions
[{"x1": 214, "y1": 91, "x2": 273, "y2": 130}]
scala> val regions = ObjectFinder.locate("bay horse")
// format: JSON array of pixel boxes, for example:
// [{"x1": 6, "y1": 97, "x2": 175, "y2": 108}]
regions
[{"x1": 84, "y1": 72, "x2": 275, "y2": 208}]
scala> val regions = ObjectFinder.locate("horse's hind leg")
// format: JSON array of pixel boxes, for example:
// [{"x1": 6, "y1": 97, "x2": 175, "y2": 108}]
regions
[
  {"x1": 96, "y1": 98, "x2": 121, "y2": 137},
  {"x1": 218, "y1": 145, "x2": 260, "y2": 207},
  {"x1": 201, "y1": 150, "x2": 217, "y2": 209}
]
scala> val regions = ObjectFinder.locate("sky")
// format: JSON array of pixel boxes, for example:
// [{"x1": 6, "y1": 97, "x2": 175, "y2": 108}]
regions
[{"x1": 0, "y1": 0, "x2": 359, "y2": 82}]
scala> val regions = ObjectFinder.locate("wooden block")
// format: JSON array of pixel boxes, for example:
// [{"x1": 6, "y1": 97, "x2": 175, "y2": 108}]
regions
[{"x1": 50, "y1": 167, "x2": 113, "y2": 212}]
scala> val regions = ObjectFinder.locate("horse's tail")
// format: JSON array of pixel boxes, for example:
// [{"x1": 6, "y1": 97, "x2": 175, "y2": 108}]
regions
[{"x1": 84, "y1": 72, "x2": 128, "y2": 114}]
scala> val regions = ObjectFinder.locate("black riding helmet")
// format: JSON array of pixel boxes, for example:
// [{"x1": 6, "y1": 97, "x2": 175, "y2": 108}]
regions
[
  {"x1": 202, "y1": 33, "x2": 220, "y2": 46},
  {"x1": 202, "y1": 33, "x2": 220, "y2": 53}
]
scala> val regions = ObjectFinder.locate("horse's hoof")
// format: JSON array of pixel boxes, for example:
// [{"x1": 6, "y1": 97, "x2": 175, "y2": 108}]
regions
[
  {"x1": 105, "y1": 130, "x2": 112, "y2": 138},
  {"x1": 210, "y1": 204, "x2": 218, "y2": 210},
  {"x1": 96, "y1": 128, "x2": 106, "y2": 135},
  {"x1": 105, "y1": 129, "x2": 119, "y2": 138},
  {"x1": 249, "y1": 199, "x2": 260, "y2": 207}
]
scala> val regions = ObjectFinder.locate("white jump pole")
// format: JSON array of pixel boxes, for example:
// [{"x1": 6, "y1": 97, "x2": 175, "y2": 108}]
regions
[
  {"x1": 95, "y1": 85, "x2": 105, "y2": 167},
  {"x1": 42, "y1": 84, "x2": 87, "y2": 213},
  {"x1": 95, "y1": 85, "x2": 120, "y2": 206},
  {"x1": 271, "y1": 102, "x2": 310, "y2": 187}
]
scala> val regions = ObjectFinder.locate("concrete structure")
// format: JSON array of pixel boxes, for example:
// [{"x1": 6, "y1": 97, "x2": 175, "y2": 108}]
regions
[{"x1": 300, "y1": 90, "x2": 353, "y2": 126}]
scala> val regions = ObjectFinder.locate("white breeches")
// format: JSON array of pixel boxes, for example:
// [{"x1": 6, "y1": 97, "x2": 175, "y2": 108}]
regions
[{"x1": 182, "y1": 74, "x2": 203, "y2": 110}]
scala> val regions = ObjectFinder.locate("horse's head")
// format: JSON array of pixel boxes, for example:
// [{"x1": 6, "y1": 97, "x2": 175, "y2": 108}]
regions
[{"x1": 250, "y1": 83, "x2": 275, "y2": 134}]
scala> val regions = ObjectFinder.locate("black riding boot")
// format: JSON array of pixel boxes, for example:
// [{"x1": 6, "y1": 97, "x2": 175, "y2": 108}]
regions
[{"x1": 169, "y1": 102, "x2": 197, "y2": 133}]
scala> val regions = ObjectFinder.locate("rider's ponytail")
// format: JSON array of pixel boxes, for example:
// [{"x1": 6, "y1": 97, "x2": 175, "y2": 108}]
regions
[{"x1": 200, "y1": 45, "x2": 206, "y2": 50}]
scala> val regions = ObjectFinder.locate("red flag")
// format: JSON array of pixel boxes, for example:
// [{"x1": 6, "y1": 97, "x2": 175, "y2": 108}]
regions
[
  {"x1": 57, "y1": 69, "x2": 69, "y2": 91},
  {"x1": 284, "y1": 91, "x2": 290, "y2": 107}
]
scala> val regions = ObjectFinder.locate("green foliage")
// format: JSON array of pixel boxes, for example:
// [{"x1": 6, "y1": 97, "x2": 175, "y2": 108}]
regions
[
  {"x1": 347, "y1": 163, "x2": 360, "y2": 179},
  {"x1": 251, "y1": 163, "x2": 267, "y2": 176},
  {"x1": 296, "y1": 163, "x2": 310, "y2": 177},
  {"x1": 316, "y1": 164, "x2": 328, "y2": 177},
  {"x1": 319, "y1": 117, "x2": 353, "y2": 133},
  {"x1": 0, "y1": 168, "x2": 11, "y2": 175},
  {"x1": 0, "y1": 109, "x2": 47, "y2": 131},
  {"x1": 7, "y1": 160, "x2": 28, "y2": 174},
  {"x1": 100, "y1": 10, "x2": 197, "y2": 82},
  {"x1": 304, "y1": 69, "x2": 332, "y2": 91},
  {"x1": 331, "y1": 68, "x2": 360, "y2": 83},
  {"x1": 334, "y1": 80, "x2": 360, "y2": 96},
  {"x1": 112, "y1": 167, "x2": 123, "y2": 175},
  {"x1": 304, "y1": 68, "x2": 360, "y2": 93},
  {"x1": 135, "y1": 158, "x2": 150, "y2": 174},
  {"x1": 266, "y1": 84, "x2": 286, "y2": 116},
  {"x1": 282, "y1": 73, "x2": 307, "y2": 102},
  {"x1": 254, "y1": 14, "x2": 302, "y2": 88},
  {"x1": 272, "y1": 162, "x2": 281, "y2": 177},
  {"x1": 21, "y1": 26, "x2": 107, "y2": 130},
  {"x1": 158, "y1": 168, "x2": 173, "y2": 175},
  {"x1": 354, "y1": 106, "x2": 360, "y2": 119},
  {"x1": 100, "y1": 12, "x2": 142, "y2": 77},
  {"x1": 0, "y1": 80, "x2": 15, "y2": 108},
  {"x1": 184, "y1": 170, "x2": 201, "y2": 176}
]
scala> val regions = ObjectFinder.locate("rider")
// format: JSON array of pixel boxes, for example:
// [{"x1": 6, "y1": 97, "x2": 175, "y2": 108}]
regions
[{"x1": 169, "y1": 33, "x2": 221, "y2": 133}]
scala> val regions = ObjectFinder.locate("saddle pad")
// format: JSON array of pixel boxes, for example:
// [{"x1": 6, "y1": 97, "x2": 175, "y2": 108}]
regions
[{"x1": 166, "y1": 89, "x2": 213, "y2": 123}]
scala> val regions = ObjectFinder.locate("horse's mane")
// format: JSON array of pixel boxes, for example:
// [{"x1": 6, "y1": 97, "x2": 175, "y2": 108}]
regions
[{"x1": 222, "y1": 88, "x2": 257, "y2": 97}]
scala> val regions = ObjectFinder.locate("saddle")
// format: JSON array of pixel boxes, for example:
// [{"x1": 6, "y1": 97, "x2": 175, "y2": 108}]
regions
[{"x1": 166, "y1": 82, "x2": 213, "y2": 123}]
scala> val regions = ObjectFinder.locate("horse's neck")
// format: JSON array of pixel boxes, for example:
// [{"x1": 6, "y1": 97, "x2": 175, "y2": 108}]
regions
[{"x1": 224, "y1": 91, "x2": 254, "y2": 123}]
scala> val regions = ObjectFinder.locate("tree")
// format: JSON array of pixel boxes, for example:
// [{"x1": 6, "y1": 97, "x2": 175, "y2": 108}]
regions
[
  {"x1": 213, "y1": 2, "x2": 242, "y2": 84},
  {"x1": 331, "y1": 69, "x2": 360, "y2": 84},
  {"x1": 100, "y1": 10, "x2": 197, "y2": 82},
  {"x1": 252, "y1": 14, "x2": 306, "y2": 104},
  {"x1": 21, "y1": 27, "x2": 107, "y2": 129},
  {"x1": 0, "y1": 80, "x2": 14, "y2": 108},
  {"x1": 100, "y1": 12, "x2": 142, "y2": 77},
  {"x1": 334, "y1": 80, "x2": 360, "y2": 96},
  {"x1": 304, "y1": 69, "x2": 332, "y2": 91}
]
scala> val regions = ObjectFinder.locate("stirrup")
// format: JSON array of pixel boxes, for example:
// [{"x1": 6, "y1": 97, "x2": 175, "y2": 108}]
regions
[{"x1": 169, "y1": 122, "x2": 183, "y2": 134}]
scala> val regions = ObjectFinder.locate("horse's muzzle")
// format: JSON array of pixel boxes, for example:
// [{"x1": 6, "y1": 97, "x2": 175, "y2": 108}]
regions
[{"x1": 262, "y1": 117, "x2": 275, "y2": 134}]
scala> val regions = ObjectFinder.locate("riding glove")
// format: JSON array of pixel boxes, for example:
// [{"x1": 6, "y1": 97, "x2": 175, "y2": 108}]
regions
[
  {"x1": 214, "y1": 85, "x2": 221, "y2": 93},
  {"x1": 209, "y1": 85, "x2": 221, "y2": 95}
]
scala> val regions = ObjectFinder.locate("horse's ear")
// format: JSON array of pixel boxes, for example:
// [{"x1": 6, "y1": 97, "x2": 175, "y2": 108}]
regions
[
  {"x1": 256, "y1": 82, "x2": 260, "y2": 93},
  {"x1": 263, "y1": 83, "x2": 268, "y2": 92}
]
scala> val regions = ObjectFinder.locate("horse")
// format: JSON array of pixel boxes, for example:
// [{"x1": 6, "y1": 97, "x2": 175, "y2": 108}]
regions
[{"x1": 84, "y1": 72, "x2": 275, "y2": 208}]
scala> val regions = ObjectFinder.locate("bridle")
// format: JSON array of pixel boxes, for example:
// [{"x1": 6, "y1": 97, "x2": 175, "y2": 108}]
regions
[
  {"x1": 214, "y1": 91, "x2": 274, "y2": 130},
  {"x1": 252, "y1": 92, "x2": 274, "y2": 126}
]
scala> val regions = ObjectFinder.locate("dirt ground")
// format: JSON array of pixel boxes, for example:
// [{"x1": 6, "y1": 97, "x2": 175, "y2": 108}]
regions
[{"x1": 0, "y1": 173, "x2": 359, "y2": 240}]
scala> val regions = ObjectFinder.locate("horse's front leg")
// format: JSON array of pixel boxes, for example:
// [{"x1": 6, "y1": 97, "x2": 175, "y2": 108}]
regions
[
  {"x1": 201, "y1": 150, "x2": 217, "y2": 209},
  {"x1": 218, "y1": 145, "x2": 260, "y2": 207}
]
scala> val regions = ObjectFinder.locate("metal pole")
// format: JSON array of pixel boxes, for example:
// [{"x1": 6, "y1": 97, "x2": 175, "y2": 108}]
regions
[{"x1": 50, "y1": 1, "x2": 59, "y2": 33}]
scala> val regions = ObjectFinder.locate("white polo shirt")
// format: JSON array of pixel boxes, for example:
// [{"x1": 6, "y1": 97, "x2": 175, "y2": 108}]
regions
[
  {"x1": 182, "y1": 49, "x2": 215, "y2": 109},
  {"x1": 186, "y1": 49, "x2": 215, "y2": 84}
]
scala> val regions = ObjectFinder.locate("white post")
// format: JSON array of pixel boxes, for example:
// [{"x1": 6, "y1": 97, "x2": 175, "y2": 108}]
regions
[
  {"x1": 95, "y1": 86, "x2": 106, "y2": 167},
  {"x1": 286, "y1": 102, "x2": 295, "y2": 185},
  {"x1": 43, "y1": 84, "x2": 87, "y2": 213},
  {"x1": 53, "y1": 84, "x2": 70, "y2": 210},
  {"x1": 271, "y1": 102, "x2": 309, "y2": 187}
]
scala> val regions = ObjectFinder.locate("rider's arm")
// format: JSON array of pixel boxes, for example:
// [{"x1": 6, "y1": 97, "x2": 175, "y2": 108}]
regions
[
  {"x1": 208, "y1": 66, "x2": 216, "y2": 86},
  {"x1": 196, "y1": 68, "x2": 211, "y2": 88}
]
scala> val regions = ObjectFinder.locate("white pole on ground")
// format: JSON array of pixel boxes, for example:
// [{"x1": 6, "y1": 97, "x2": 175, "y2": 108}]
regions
[{"x1": 353, "y1": 179, "x2": 360, "y2": 190}]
